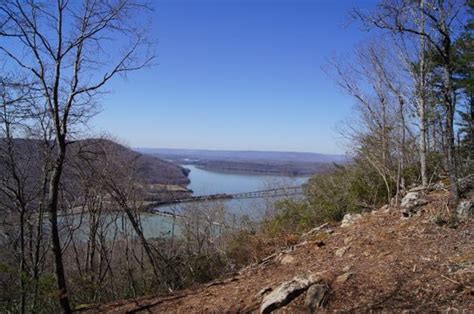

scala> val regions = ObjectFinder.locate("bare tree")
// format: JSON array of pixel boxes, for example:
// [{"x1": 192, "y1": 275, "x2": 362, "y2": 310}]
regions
[
  {"x1": 0, "y1": 1, "x2": 154, "y2": 311},
  {"x1": 326, "y1": 46, "x2": 400, "y2": 204},
  {"x1": 0, "y1": 75, "x2": 53, "y2": 313},
  {"x1": 90, "y1": 139, "x2": 183, "y2": 291},
  {"x1": 361, "y1": 43, "x2": 413, "y2": 201},
  {"x1": 0, "y1": 77, "x2": 31, "y2": 314},
  {"x1": 353, "y1": 0, "x2": 467, "y2": 201}
]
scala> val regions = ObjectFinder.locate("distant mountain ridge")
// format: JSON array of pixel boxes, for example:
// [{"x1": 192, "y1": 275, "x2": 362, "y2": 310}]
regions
[
  {"x1": 136, "y1": 147, "x2": 348, "y2": 176},
  {"x1": 135, "y1": 148, "x2": 347, "y2": 164}
]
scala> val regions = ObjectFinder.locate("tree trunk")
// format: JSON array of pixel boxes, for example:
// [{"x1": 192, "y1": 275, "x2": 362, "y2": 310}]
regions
[
  {"x1": 19, "y1": 209, "x2": 26, "y2": 314},
  {"x1": 419, "y1": 102, "x2": 428, "y2": 186},
  {"x1": 444, "y1": 86, "x2": 459, "y2": 202},
  {"x1": 441, "y1": 13, "x2": 459, "y2": 202},
  {"x1": 418, "y1": 0, "x2": 428, "y2": 187},
  {"x1": 47, "y1": 144, "x2": 72, "y2": 313},
  {"x1": 470, "y1": 90, "x2": 474, "y2": 161},
  {"x1": 32, "y1": 164, "x2": 49, "y2": 312},
  {"x1": 400, "y1": 99, "x2": 406, "y2": 191}
]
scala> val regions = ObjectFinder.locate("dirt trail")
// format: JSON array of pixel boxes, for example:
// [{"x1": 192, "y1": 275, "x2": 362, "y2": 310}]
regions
[{"x1": 80, "y1": 191, "x2": 473, "y2": 313}]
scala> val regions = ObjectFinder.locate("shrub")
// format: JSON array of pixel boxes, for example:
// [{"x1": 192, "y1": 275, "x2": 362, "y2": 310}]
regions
[
  {"x1": 263, "y1": 160, "x2": 390, "y2": 237},
  {"x1": 262, "y1": 200, "x2": 313, "y2": 236}
]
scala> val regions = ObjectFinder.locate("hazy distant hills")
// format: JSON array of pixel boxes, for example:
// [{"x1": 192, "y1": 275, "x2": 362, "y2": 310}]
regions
[
  {"x1": 136, "y1": 148, "x2": 348, "y2": 176},
  {"x1": 137, "y1": 148, "x2": 347, "y2": 163}
]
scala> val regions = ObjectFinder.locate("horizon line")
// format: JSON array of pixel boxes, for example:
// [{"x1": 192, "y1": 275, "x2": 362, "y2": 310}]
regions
[{"x1": 134, "y1": 146, "x2": 347, "y2": 156}]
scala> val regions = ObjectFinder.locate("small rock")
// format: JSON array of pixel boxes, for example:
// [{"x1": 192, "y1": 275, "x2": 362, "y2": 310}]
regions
[
  {"x1": 344, "y1": 236, "x2": 354, "y2": 245},
  {"x1": 342, "y1": 265, "x2": 351, "y2": 272},
  {"x1": 304, "y1": 283, "x2": 330, "y2": 313},
  {"x1": 432, "y1": 182, "x2": 446, "y2": 191},
  {"x1": 341, "y1": 213, "x2": 362, "y2": 227},
  {"x1": 335, "y1": 246, "x2": 349, "y2": 257},
  {"x1": 456, "y1": 200, "x2": 473, "y2": 218},
  {"x1": 335, "y1": 272, "x2": 354, "y2": 283},
  {"x1": 279, "y1": 254, "x2": 296, "y2": 265}
]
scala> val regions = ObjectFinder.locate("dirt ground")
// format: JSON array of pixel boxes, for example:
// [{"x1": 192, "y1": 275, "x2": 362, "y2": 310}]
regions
[{"x1": 80, "y1": 191, "x2": 473, "y2": 313}]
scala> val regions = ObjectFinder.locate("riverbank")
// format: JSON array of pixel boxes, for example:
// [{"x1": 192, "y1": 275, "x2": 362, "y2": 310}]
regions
[
  {"x1": 143, "y1": 183, "x2": 192, "y2": 201},
  {"x1": 191, "y1": 160, "x2": 332, "y2": 176}
]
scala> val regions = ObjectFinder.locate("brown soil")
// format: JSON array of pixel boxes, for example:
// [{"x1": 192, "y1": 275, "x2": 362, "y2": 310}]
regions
[{"x1": 79, "y1": 191, "x2": 474, "y2": 313}]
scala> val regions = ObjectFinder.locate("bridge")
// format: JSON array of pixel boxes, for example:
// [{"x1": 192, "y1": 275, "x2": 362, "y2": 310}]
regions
[
  {"x1": 231, "y1": 186, "x2": 303, "y2": 199},
  {"x1": 149, "y1": 186, "x2": 304, "y2": 207}
]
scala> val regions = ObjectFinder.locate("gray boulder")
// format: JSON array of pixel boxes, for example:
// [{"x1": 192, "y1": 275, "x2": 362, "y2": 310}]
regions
[
  {"x1": 260, "y1": 274, "x2": 322, "y2": 314},
  {"x1": 457, "y1": 200, "x2": 473, "y2": 218},
  {"x1": 341, "y1": 213, "x2": 362, "y2": 227},
  {"x1": 401, "y1": 191, "x2": 428, "y2": 217},
  {"x1": 304, "y1": 283, "x2": 329, "y2": 313}
]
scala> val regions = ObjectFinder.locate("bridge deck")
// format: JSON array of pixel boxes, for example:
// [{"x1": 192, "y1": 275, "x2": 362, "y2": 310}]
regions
[{"x1": 150, "y1": 186, "x2": 304, "y2": 207}]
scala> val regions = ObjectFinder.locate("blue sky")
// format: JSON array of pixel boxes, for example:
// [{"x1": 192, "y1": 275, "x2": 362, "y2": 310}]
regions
[{"x1": 91, "y1": 0, "x2": 377, "y2": 154}]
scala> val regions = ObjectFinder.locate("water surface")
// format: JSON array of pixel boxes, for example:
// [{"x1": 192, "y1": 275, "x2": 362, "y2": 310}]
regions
[
  {"x1": 184, "y1": 165, "x2": 308, "y2": 196},
  {"x1": 67, "y1": 166, "x2": 309, "y2": 239}
]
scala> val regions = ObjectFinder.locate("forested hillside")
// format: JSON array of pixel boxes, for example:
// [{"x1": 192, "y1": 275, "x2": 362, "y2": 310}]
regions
[{"x1": 0, "y1": 139, "x2": 190, "y2": 186}]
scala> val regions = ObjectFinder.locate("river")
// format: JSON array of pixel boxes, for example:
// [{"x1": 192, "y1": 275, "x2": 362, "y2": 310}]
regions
[
  {"x1": 184, "y1": 165, "x2": 307, "y2": 196},
  {"x1": 139, "y1": 165, "x2": 309, "y2": 238},
  {"x1": 64, "y1": 165, "x2": 309, "y2": 239}
]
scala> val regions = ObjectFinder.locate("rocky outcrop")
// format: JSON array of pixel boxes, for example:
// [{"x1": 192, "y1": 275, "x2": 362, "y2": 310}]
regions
[
  {"x1": 260, "y1": 274, "x2": 324, "y2": 314},
  {"x1": 341, "y1": 213, "x2": 362, "y2": 227},
  {"x1": 401, "y1": 189, "x2": 428, "y2": 217}
]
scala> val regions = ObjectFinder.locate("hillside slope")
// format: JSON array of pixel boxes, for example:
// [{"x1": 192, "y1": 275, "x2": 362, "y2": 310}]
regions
[
  {"x1": 77, "y1": 139, "x2": 190, "y2": 185},
  {"x1": 81, "y1": 190, "x2": 473, "y2": 313},
  {"x1": 1, "y1": 138, "x2": 190, "y2": 186}
]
